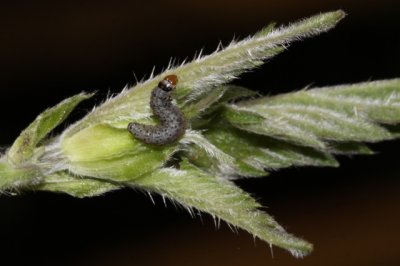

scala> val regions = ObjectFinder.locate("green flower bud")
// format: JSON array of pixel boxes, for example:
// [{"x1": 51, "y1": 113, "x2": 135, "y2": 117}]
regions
[{"x1": 61, "y1": 124, "x2": 176, "y2": 181}]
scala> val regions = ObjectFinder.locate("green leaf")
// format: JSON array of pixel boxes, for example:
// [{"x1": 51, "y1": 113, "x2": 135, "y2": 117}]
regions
[
  {"x1": 175, "y1": 10, "x2": 346, "y2": 102},
  {"x1": 202, "y1": 123, "x2": 337, "y2": 175},
  {"x1": 37, "y1": 172, "x2": 119, "y2": 198},
  {"x1": 186, "y1": 86, "x2": 259, "y2": 129},
  {"x1": 253, "y1": 22, "x2": 277, "y2": 37},
  {"x1": 217, "y1": 85, "x2": 260, "y2": 103},
  {"x1": 232, "y1": 79, "x2": 400, "y2": 149},
  {"x1": 8, "y1": 93, "x2": 92, "y2": 165},
  {"x1": 185, "y1": 144, "x2": 268, "y2": 178},
  {"x1": 63, "y1": 11, "x2": 345, "y2": 136},
  {"x1": 181, "y1": 130, "x2": 237, "y2": 174},
  {"x1": 182, "y1": 86, "x2": 227, "y2": 120},
  {"x1": 133, "y1": 161, "x2": 313, "y2": 257},
  {"x1": 329, "y1": 142, "x2": 373, "y2": 155},
  {"x1": 222, "y1": 105, "x2": 327, "y2": 149},
  {"x1": 301, "y1": 79, "x2": 400, "y2": 124}
]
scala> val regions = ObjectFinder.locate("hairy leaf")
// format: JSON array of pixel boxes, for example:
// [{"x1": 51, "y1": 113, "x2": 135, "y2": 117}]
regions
[
  {"x1": 63, "y1": 11, "x2": 345, "y2": 136},
  {"x1": 193, "y1": 123, "x2": 338, "y2": 177},
  {"x1": 133, "y1": 161, "x2": 313, "y2": 257},
  {"x1": 229, "y1": 79, "x2": 400, "y2": 149},
  {"x1": 37, "y1": 172, "x2": 119, "y2": 198},
  {"x1": 8, "y1": 93, "x2": 92, "y2": 165}
]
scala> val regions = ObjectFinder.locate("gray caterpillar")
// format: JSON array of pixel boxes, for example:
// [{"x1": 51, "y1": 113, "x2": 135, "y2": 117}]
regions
[{"x1": 127, "y1": 75, "x2": 187, "y2": 145}]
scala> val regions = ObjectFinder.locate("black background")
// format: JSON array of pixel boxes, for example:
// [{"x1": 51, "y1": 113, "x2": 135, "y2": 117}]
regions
[{"x1": 0, "y1": 1, "x2": 399, "y2": 265}]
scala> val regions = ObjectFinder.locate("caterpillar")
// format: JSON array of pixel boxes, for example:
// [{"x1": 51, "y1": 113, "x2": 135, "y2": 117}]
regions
[{"x1": 127, "y1": 75, "x2": 187, "y2": 145}]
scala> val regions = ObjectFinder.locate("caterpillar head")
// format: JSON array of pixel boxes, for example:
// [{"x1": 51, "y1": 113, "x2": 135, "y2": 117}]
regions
[{"x1": 158, "y1": 75, "x2": 178, "y2": 92}]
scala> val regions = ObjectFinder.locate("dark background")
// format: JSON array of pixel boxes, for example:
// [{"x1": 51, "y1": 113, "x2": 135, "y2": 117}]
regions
[{"x1": 0, "y1": 1, "x2": 399, "y2": 265}]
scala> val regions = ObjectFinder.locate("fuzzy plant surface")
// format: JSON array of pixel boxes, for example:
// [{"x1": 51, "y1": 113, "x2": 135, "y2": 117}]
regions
[{"x1": 1, "y1": 10, "x2": 400, "y2": 258}]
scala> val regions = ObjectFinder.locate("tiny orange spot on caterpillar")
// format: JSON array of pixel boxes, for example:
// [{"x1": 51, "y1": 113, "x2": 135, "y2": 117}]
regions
[{"x1": 127, "y1": 75, "x2": 187, "y2": 145}]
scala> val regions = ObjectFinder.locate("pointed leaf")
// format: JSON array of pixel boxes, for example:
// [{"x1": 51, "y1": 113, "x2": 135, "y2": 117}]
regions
[
  {"x1": 217, "y1": 85, "x2": 260, "y2": 103},
  {"x1": 64, "y1": 11, "x2": 345, "y2": 136},
  {"x1": 203, "y1": 124, "x2": 337, "y2": 173},
  {"x1": 329, "y1": 142, "x2": 373, "y2": 155},
  {"x1": 134, "y1": 161, "x2": 313, "y2": 257},
  {"x1": 37, "y1": 172, "x2": 119, "y2": 198},
  {"x1": 233, "y1": 79, "x2": 400, "y2": 149},
  {"x1": 222, "y1": 105, "x2": 327, "y2": 149},
  {"x1": 8, "y1": 93, "x2": 92, "y2": 165},
  {"x1": 182, "y1": 87, "x2": 227, "y2": 119}
]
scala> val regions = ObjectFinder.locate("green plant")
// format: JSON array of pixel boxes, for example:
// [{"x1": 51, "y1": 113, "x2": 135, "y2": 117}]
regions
[{"x1": 2, "y1": 10, "x2": 399, "y2": 257}]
